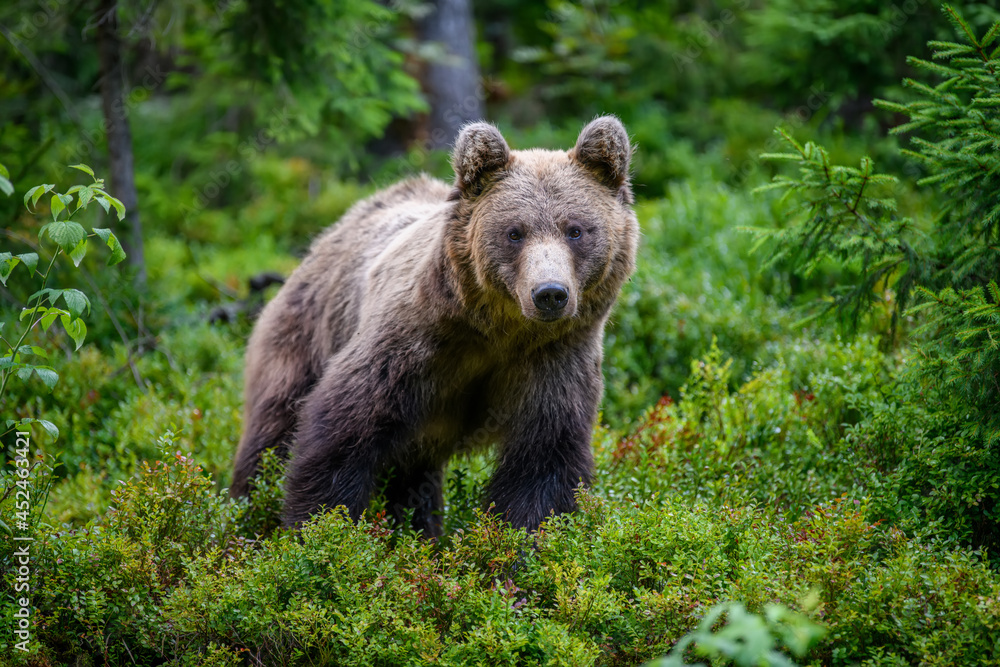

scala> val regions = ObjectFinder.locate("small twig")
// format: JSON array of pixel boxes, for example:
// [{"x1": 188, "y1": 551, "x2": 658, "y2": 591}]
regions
[
  {"x1": 184, "y1": 243, "x2": 240, "y2": 299},
  {"x1": 0, "y1": 24, "x2": 84, "y2": 128},
  {"x1": 851, "y1": 172, "x2": 869, "y2": 216},
  {"x1": 125, "y1": 0, "x2": 162, "y2": 42},
  {"x1": 0, "y1": 250, "x2": 60, "y2": 398},
  {"x1": 948, "y1": 5, "x2": 997, "y2": 76}
]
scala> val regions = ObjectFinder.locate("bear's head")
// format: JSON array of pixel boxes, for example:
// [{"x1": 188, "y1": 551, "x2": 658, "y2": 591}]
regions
[{"x1": 448, "y1": 116, "x2": 638, "y2": 329}]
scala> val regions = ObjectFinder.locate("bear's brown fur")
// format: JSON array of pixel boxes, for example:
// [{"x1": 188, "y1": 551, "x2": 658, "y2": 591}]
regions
[{"x1": 231, "y1": 116, "x2": 639, "y2": 534}]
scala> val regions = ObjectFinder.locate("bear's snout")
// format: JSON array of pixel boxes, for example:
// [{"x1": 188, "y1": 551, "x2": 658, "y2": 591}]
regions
[
  {"x1": 531, "y1": 283, "x2": 570, "y2": 318},
  {"x1": 517, "y1": 240, "x2": 577, "y2": 322}
]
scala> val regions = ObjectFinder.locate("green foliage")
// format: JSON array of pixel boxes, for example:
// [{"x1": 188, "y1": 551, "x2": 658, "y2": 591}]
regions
[
  {"x1": 843, "y1": 366, "x2": 1000, "y2": 552},
  {"x1": 19, "y1": 322, "x2": 246, "y2": 524},
  {"x1": 740, "y1": 0, "x2": 959, "y2": 112},
  {"x1": 648, "y1": 602, "x2": 825, "y2": 667},
  {"x1": 755, "y1": 4, "x2": 1000, "y2": 328},
  {"x1": 910, "y1": 281, "x2": 1000, "y2": 444},
  {"x1": 747, "y1": 3, "x2": 1000, "y2": 334},
  {"x1": 756, "y1": 6, "x2": 1000, "y2": 551},
  {"x1": 603, "y1": 181, "x2": 797, "y2": 425},
  {"x1": 221, "y1": 0, "x2": 425, "y2": 142},
  {"x1": 5, "y1": 450, "x2": 1000, "y2": 665},
  {"x1": 105, "y1": 432, "x2": 242, "y2": 581},
  {"x1": 512, "y1": 0, "x2": 644, "y2": 112},
  {"x1": 499, "y1": 0, "x2": 754, "y2": 195},
  {"x1": 1, "y1": 164, "x2": 127, "y2": 441},
  {"x1": 0, "y1": 0, "x2": 425, "y2": 183},
  {"x1": 237, "y1": 446, "x2": 286, "y2": 538},
  {"x1": 748, "y1": 132, "x2": 917, "y2": 331},
  {"x1": 878, "y1": 5, "x2": 1000, "y2": 274},
  {"x1": 0, "y1": 161, "x2": 12, "y2": 196},
  {"x1": 598, "y1": 338, "x2": 889, "y2": 520},
  {"x1": 0, "y1": 451, "x2": 56, "y2": 538}
]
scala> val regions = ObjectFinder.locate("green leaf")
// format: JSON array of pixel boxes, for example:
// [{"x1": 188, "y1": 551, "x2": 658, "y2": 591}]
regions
[
  {"x1": 76, "y1": 186, "x2": 94, "y2": 211},
  {"x1": 16, "y1": 366, "x2": 34, "y2": 382},
  {"x1": 40, "y1": 308, "x2": 63, "y2": 332},
  {"x1": 50, "y1": 192, "x2": 66, "y2": 220},
  {"x1": 61, "y1": 289, "x2": 90, "y2": 318},
  {"x1": 0, "y1": 253, "x2": 18, "y2": 286},
  {"x1": 92, "y1": 228, "x2": 127, "y2": 265},
  {"x1": 26, "y1": 287, "x2": 57, "y2": 305},
  {"x1": 60, "y1": 314, "x2": 87, "y2": 350},
  {"x1": 0, "y1": 175, "x2": 12, "y2": 197},
  {"x1": 24, "y1": 184, "x2": 54, "y2": 210},
  {"x1": 0, "y1": 163, "x2": 8, "y2": 178},
  {"x1": 41, "y1": 220, "x2": 87, "y2": 252},
  {"x1": 758, "y1": 152, "x2": 803, "y2": 161},
  {"x1": 17, "y1": 253, "x2": 38, "y2": 276},
  {"x1": 20, "y1": 305, "x2": 44, "y2": 321},
  {"x1": 69, "y1": 238, "x2": 88, "y2": 267},
  {"x1": 69, "y1": 164, "x2": 95, "y2": 179},
  {"x1": 982, "y1": 20, "x2": 1000, "y2": 48},
  {"x1": 106, "y1": 195, "x2": 126, "y2": 221},
  {"x1": 34, "y1": 367, "x2": 58, "y2": 390},
  {"x1": 36, "y1": 419, "x2": 59, "y2": 439},
  {"x1": 95, "y1": 196, "x2": 111, "y2": 215}
]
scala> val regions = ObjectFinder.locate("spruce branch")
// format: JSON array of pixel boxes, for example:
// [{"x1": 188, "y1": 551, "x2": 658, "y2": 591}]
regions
[{"x1": 753, "y1": 4, "x2": 1000, "y2": 440}]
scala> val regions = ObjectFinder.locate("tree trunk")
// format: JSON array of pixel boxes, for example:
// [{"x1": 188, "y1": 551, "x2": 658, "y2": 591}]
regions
[
  {"x1": 96, "y1": 0, "x2": 145, "y2": 286},
  {"x1": 417, "y1": 0, "x2": 483, "y2": 149}
]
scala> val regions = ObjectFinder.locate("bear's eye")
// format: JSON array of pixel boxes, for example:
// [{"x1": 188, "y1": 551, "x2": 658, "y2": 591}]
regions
[
  {"x1": 507, "y1": 229, "x2": 522, "y2": 242},
  {"x1": 567, "y1": 227, "x2": 582, "y2": 240}
]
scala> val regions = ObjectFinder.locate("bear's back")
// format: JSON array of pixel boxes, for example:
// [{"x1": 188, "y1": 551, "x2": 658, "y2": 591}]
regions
[{"x1": 287, "y1": 175, "x2": 453, "y2": 359}]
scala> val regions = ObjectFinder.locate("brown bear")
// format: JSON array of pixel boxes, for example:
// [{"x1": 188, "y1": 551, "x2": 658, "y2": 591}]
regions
[{"x1": 231, "y1": 116, "x2": 638, "y2": 535}]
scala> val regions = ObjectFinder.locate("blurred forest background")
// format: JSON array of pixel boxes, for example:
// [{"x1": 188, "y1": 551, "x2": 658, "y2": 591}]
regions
[{"x1": 3, "y1": 1, "x2": 1000, "y2": 664}]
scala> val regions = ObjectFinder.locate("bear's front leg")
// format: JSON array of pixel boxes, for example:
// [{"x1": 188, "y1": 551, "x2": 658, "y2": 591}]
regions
[
  {"x1": 486, "y1": 342, "x2": 602, "y2": 531},
  {"x1": 283, "y1": 341, "x2": 427, "y2": 527},
  {"x1": 383, "y1": 461, "x2": 445, "y2": 537}
]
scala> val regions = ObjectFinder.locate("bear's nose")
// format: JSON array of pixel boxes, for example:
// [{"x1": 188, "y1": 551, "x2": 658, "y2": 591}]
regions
[{"x1": 532, "y1": 283, "x2": 569, "y2": 314}]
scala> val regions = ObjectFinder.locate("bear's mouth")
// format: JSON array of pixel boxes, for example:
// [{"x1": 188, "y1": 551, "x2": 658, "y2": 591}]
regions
[{"x1": 519, "y1": 299, "x2": 577, "y2": 323}]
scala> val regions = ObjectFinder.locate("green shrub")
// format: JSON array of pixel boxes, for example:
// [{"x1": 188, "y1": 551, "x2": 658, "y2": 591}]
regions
[
  {"x1": 598, "y1": 337, "x2": 890, "y2": 521},
  {"x1": 847, "y1": 373, "x2": 1000, "y2": 551},
  {"x1": 5, "y1": 450, "x2": 999, "y2": 665},
  {"x1": 1, "y1": 442, "x2": 241, "y2": 664},
  {"x1": 1, "y1": 164, "x2": 128, "y2": 444},
  {"x1": 0, "y1": 319, "x2": 245, "y2": 525},
  {"x1": 603, "y1": 180, "x2": 797, "y2": 425}
]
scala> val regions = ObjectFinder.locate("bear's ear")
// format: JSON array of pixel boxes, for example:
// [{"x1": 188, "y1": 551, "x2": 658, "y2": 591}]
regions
[
  {"x1": 571, "y1": 115, "x2": 632, "y2": 195},
  {"x1": 452, "y1": 122, "x2": 511, "y2": 197}
]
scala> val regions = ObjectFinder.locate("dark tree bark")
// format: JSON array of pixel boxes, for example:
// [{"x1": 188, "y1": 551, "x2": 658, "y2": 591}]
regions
[
  {"x1": 417, "y1": 0, "x2": 483, "y2": 149},
  {"x1": 96, "y1": 0, "x2": 145, "y2": 286}
]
